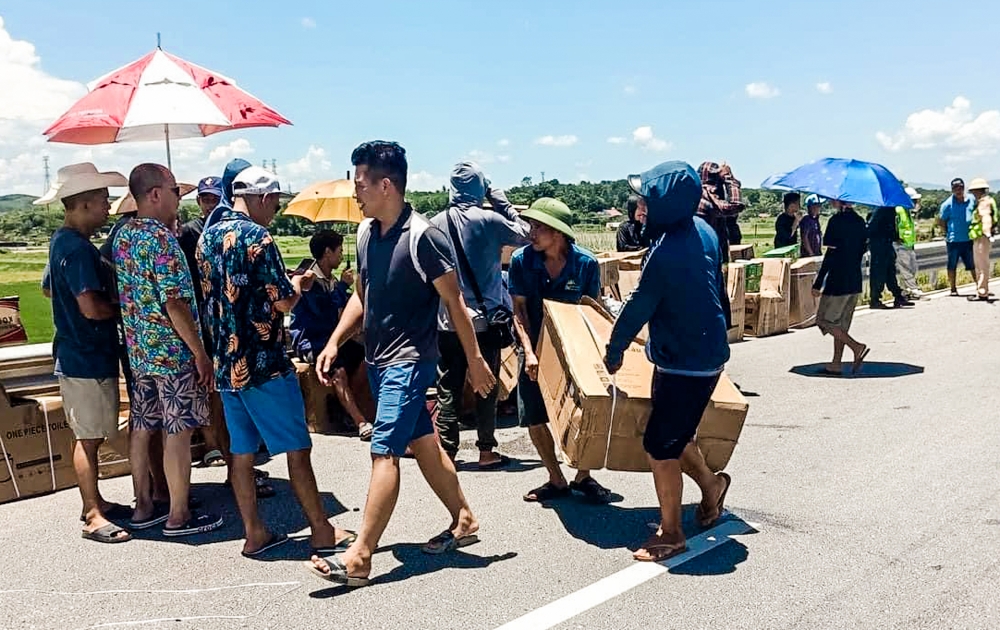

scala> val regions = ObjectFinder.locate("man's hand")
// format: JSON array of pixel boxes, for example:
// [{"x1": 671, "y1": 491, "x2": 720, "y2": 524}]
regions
[
  {"x1": 194, "y1": 351, "x2": 215, "y2": 391},
  {"x1": 604, "y1": 354, "x2": 623, "y2": 376},
  {"x1": 294, "y1": 270, "x2": 316, "y2": 293},
  {"x1": 524, "y1": 351, "x2": 539, "y2": 382},
  {"x1": 468, "y1": 356, "x2": 497, "y2": 397},
  {"x1": 340, "y1": 268, "x2": 355, "y2": 286},
  {"x1": 812, "y1": 288, "x2": 821, "y2": 298},
  {"x1": 316, "y1": 344, "x2": 339, "y2": 387}
]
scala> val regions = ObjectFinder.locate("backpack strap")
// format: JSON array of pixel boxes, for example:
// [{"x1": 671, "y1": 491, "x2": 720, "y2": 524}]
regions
[{"x1": 407, "y1": 211, "x2": 429, "y2": 283}]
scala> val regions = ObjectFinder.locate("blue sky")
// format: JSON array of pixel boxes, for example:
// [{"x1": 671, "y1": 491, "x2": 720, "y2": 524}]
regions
[{"x1": 3, "y1": 0, "x2": 1000, "y2": 195}]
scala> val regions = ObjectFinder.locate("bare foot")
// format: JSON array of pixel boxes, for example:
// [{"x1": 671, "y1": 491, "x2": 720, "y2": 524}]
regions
[
  {"x1": 450, "y1": 508, "x2": 479, "y2": 540},
  {"x1": 82, "y1": 513, "x2": 113, "y2": 535},
  {"x1": 242, "y1": 528, "x2": 278, "y2": 556},
  {"x1": 310, "y1": 524, "x2": 355, "y2": 551}
]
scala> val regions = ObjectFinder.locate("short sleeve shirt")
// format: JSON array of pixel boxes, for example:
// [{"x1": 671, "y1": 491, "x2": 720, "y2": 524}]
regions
[
  {"x1": 113, "y1": 217, "x2": 198, "y2": 377},
  {"x1": 196, "y1": 209, "x2": 295, "y2": 391},
  {"x1": 939, "y1": 196, "x2": 974, "y2": 243},
  {"x1": 820, "y1": 210, "x2": 867, "y2": 296},
  {"x1": 508, "y1": 244, "x2": 601, "y2": 346},
  {"x1": 47, "y1": 228, "x2": 119, "y2": 378},
  {"x1": 358, "y1": 205, "x2": 455, "y2": 367}
]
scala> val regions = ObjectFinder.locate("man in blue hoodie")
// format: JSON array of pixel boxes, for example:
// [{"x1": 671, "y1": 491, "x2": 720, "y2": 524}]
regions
[{"x1": 604, "y1": 161, "x2": 732, "y2": 563}]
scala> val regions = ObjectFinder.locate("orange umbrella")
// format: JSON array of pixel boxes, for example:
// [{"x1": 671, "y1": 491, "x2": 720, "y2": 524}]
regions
[{"x1": 284, "y1": 179, "x2": 363, "y2": 224}]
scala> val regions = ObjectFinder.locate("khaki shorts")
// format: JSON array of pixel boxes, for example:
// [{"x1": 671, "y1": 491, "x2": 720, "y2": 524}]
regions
[
  {"x1": 59, "y1": 376, "x2": 121, "y2": 440},
  {"x1": 816, "y1": 293, "x2": 859, "y2": 335}
]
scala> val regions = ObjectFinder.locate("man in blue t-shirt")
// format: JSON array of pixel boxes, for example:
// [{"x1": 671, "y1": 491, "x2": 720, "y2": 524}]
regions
[
  {"x1": 508, "y1": 198, "x2": 612, "y2": 505},
  {"x1": 938, "y1": 177, "x2": 976, "y2": 296},
  {"x1": 605, "y1": 161, "x2": 732, "y2": 563},
  {"x1": 37, "y1": 163, "x2": 133, "y2": 544}
]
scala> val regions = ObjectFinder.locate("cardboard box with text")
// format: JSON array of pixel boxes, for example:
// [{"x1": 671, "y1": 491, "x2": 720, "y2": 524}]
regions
[{"x1": 0, "y1": 384, "x2": 75, "y2": 504}]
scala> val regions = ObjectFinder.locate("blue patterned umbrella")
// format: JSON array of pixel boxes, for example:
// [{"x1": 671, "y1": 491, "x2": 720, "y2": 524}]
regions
[{"x1": 761, "y1": 158, "x2": 913, "y2": 209}]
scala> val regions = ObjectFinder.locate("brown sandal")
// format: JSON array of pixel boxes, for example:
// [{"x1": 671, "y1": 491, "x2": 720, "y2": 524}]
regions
[
  {"x1": 633, "y1": 539, "x2": 687, "y2": 562},
  {"x1": 696, "y1": 472, "x2": 732, "y2": 528}
]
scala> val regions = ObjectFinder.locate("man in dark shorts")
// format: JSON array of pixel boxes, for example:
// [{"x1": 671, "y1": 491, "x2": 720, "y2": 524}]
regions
[
  {"x1": 604, "y1": 161, "x2": 732, "y2": 563},
  {"x1": 509, "y1": 198, "x2": 613, "y2": 504},
  {"x1": 812, "y1": 200, "x2": 870, "y2": 375},
  {"x1": 290, "y1": 230, "x2": 372, "y2": 438},
  {"x1": 307, "y1": 141, "x2": 494, "y2": 587},
  {"x1": 938, "y1": 177, "x2": 976, "y2": 296}
]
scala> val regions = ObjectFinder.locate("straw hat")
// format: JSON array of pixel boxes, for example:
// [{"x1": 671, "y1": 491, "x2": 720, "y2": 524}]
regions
[
  {"x1": 34, "y1": 162, "x2": 126, "y2": 205},
  {"x1": 968, "y1": 178, "x2": 990, "y2": 192}
]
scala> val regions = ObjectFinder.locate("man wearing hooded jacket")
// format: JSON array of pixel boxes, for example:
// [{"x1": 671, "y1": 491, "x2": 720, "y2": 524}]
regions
[
  {"x1": 604, "y1": 161, "x2": 732, "y2": 563},
  {"x1": 430, "y1": 162, "x2": 529, "y2": 469}
]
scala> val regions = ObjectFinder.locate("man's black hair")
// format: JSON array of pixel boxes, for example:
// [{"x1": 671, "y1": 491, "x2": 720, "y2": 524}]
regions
[
  {"x1": 625, "y1": 194, "x2": 641, "y2": 221},
  {"x1": 350, "y1": 141, "x2": 407, "y2": 192},
  {"x1": 309, "y1": 230, "x2": 344, "y2": 260},
  {"x1": 782, "y1": 192, "x2": 801, "y2": 209},
  {"x1": 129, "y1": 163, "x2": 169, "y2": 200}
]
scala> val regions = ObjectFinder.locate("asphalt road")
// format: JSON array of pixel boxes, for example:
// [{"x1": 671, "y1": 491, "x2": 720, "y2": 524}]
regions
[{"x1": 2, "y1": 281, "x2": 998, "y2": 630}]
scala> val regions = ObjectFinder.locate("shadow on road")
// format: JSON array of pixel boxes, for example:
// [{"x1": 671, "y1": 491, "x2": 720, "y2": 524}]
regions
[
  {"x1": 454, "y1": 457, "x2": 545, "y2": 474},
  {"x1": 789, "y1": 362, "x2": 925, "y2": 379}
]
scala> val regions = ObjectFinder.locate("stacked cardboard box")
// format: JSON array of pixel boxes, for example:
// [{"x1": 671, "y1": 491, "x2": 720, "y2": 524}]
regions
[
  {"x1": 726, "y1": 263, "x2": 746, "y2": 343},
  {"x1": 293, "y1": 359, "x2": 336, "y2": 434},
  {"x1": 535, "y1": 298, "x2": 748, "y2": 472},
  {"x1": 744, "y1": 261, "x2": 764, "y2": 293},
  {"x1": 789, "y1": 256, "x2": 823, "y2": 328},
  {"x1": 497, "y1": 346, "x2": 519, "y2": 401},
  {"x1": 729, "y1": 243, "x2": 755, "y2": 261},
  {"x1": 744, "y1": 258, "x2": 791, "y2": 338},
  {"x1": 595, "y1": 256, "x2": 620, "y2": 297},
  {"x1": 0, "y1": 296, "x2": 28, "y2": 347},
  {"x1": 0, "y1": 384, "x2": 76, "y2": 505}
]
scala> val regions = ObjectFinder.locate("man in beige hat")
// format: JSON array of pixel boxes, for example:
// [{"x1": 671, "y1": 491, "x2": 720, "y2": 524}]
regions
[
  {"x1": 967, "y1": 178, "x2": 997, "y2": 301},
  {"x1": 37, "y1": 163, "x2": 133, "y2": 543}
]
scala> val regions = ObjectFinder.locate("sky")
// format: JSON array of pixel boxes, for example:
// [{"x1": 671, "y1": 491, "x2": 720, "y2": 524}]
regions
[{"x1": 3, "y1": 0, "x2": 1000, "y2": 197}]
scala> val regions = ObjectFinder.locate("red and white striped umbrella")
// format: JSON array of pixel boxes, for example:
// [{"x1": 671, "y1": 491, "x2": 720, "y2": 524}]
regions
[{"x1": 43, "y1": 48, "x2": 291, "y2": 167}]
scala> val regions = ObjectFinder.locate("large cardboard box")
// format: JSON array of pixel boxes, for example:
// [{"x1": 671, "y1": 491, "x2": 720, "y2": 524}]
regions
[
  {"x1": 696, "y1": 372, "x2": 750, "y2": 472},
  {"x1": 536, "y1": 298, "x2": 748, "y2": 472},
  {"x1": 0, "y1": 384, "x2": 76, "y2": 504},
  {"x1": 497, "y1": 346, "x2": 519, "y2": 401},
  {"x1": 293, "y1": 360, "x2": 336, "y2": 434},
  {"x1": 729, "y1": 243, "x2": 755, "y2": 261},
  {"x1": 595, "y1": 256, "x2": 620, "y2": 295},
  {"x1": 744, "y1": 261, "x2": 763, "y2": 293},
  {"x1": 0, "y1": 297, "x2": 28, "y2": 347},
  {"x1": 789, "y1": 256, "x2": 822, "y2": 328},
  {"x1": 727, "y1": 263, "x2": 746, "y2": 343},
  {"x1": 617, "y1": 270, "x2": 641, "y2": 302},
  {"x1": 744, "y1": 258, "x2": 791, "y2": 337},
  {"x1": 97, "y1": 414, "x2": 131, "y2": 479}
]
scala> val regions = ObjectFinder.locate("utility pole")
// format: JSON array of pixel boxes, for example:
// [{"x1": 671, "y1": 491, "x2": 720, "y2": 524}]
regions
[
  {"x1": 541, "y1": 171, "x2": 545, "y2": 183},
  {"x1": 43, "y1": 155, "x2": 51, "y2": 193}
]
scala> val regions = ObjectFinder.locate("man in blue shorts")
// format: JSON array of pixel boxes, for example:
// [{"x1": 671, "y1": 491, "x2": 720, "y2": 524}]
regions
[
  {"x1": 307, "y1": 141, "x2": 494, "y2": 587},
  {"x1": 604, "y1": 161, "x2": 732, "y2": 563},
  {"x1": 197, "y1": 166, "x2": 354, "y2": 558},
  {"x1": 938, "y1": 177, "x2": 976, "y2": 296}
]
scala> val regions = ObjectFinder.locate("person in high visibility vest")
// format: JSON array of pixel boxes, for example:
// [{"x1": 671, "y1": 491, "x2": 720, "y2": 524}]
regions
[
  {"x1": 967, "y1": 178, "x2": 997, "y2": 301},
  {"x1": 894, "y1": 187, "x2": 923, "y2": 299}
]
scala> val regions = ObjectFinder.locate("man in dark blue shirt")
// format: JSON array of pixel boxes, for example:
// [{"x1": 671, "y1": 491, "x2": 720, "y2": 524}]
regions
[
  {"x1": 38, "y1": 162, "x2": 133, "y2": 544},
  {"x1": 508, "y1": 198, "x2": 612, "y2": 504}
]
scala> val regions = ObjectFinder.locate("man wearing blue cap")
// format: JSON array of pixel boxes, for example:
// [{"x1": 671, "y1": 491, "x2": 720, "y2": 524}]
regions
[{"x1": 604, "y1": 161, "x2": 732, "y2": 562}]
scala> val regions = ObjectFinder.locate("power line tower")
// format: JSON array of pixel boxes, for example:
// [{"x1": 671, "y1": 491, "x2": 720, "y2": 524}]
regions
[{"x1": 43, "y1": 155, "x2": 51, "y2": 193}]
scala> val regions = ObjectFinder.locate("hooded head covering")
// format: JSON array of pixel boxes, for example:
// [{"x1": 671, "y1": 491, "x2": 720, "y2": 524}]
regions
[
  {"x1": 627, "y1": 161, "x2": 702, "y2": 242},
  {"x1": 449, "y1": 161, "x2": 487, "y2": 210}
]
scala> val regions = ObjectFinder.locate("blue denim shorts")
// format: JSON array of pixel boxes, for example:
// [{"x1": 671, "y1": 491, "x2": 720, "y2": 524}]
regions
[
  {"x1": 220, "y1": 371, "x2": 312, "y2": 456},
  {"x1": 946, "y1": 240, "x2": 974, "y2": 272},
  {"x1": 367, "y1": 361, "x2": 437, "y2": 457}
]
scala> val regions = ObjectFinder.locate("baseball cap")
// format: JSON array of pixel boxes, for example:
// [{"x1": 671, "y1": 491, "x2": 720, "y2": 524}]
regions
[
  {"x1": 519, "y1": 197, "x2": 575, "y2": 239},
  {"x1": 950, "y1": 177, "x2": 965, "y2": 188},
  {"x1": 232, "y1": 166, "x2": 289, "y2": 197},
  {"x1": 221, "y1": 158, "x2": 253, "y2": 203},
  {"x1": 197, "y1": 176, "x2": 222, "y2": 197},
  {"x1": 626, "y1": 161, "x2": 702, "y2": 227},
  {"x1": 804, "y1": 194, "x2": 823, "y2": 208},
  {"x1": 904, "y1": 186, "x2": 922, "y2": 200}
]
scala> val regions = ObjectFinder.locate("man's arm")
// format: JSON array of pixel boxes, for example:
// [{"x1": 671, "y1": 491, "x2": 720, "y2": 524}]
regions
[
  {"x1": 605, "y1": 265, "x2": 662, "y2": 373},
  {"x1": 315, "y1": 289, "x2": 365, "y2": 385},
  {"x1": 434, "y1": 271, "x2": 496, "y2": 396},
  {"x1": 76, "y1": 291, "x2": 116, "y2": 320},
  {"x1": 164, "y1": 297, "x2": 213, "y2": 389},
  {"x1": 511, "y1": 295, "x2": 538, "y2": 380},
  {"x1": 487, "y1": 187, "x2": 531, "y2": 246}
]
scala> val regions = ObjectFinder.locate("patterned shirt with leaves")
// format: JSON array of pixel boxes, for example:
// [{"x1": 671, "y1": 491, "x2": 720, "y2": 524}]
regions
[
  {"x1": 113, "y1": 217, "x2": 198, "y2": 377},
  {"x1": 195, "y1": 209, "x2": 295, "y2": 391}
]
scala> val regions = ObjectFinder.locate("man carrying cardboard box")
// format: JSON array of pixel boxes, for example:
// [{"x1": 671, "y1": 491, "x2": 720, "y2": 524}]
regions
[
  {"x1": 508, "y1": 198, "x2": 612, "y2": 504},
  {"x1": 604, "y1": 161, "x2": 732, "y2": 563},
  {"x1": 37, "y1": 163, "x2": 133, "y2": 544}
]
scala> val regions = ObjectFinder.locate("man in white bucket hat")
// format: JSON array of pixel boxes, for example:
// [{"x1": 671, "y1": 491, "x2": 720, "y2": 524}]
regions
[{"x1": 38, "y1": 163, "x2": 135, "y2": 543}]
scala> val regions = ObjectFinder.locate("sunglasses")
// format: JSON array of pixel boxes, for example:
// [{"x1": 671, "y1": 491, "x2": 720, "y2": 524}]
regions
[{"x1": 147, "y1": 185, "x2": 181, "y2": 197}]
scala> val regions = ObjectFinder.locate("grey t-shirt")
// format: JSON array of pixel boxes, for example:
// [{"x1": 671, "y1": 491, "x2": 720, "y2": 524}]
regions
[
  {"x1": 358, "y1": 205, "x2": 455, "y2": 367},
  {"x1": 431, "y1": 192, "x2": 529, "y2": 332}
]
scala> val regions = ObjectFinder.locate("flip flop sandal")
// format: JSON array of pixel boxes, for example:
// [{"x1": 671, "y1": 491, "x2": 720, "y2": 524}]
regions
[
  {"x1": 254, "y1": 469, "x2": 270, "y2": 480},
  {"x1": 163, "y1": 512, "x2": 224, "y2": 537},
  {"x1": 358, "y1": 423, "x2": 374, "y2": 442},
  {"x1": 523, "y1": 482, "x2": 572, "y2": 503},
  {"x1": 224, "y1": 476, "x2": 276, "y2": 498},
  {"x1": 129, "y1": 504, "x2": 170, "y2": 530},
  {"x1": 477, "y1": 454, "x2": 512, "y2": 471},
  {"x1": 696, "y1": 472, "x2": 732, "y2": 528},
  {"x1": 304, "y1": 556, "x2": 370, "y2": 588},
  {"x1": 312, "y1": 532, "x2": 358, "y2": 556},
  {"x1": 242, "y1": 532, "x2": 290, "y2": 558},
  {"x1": 81, "y1": 523, "x2": 132, "y2": 544},
  {"x1": 852, "y1": 347, "x2": 871, "y2": 375},
  {"x1": 80, "y1": 502, "x2": 134, "y2": 523},
  {"x1": 421, "y1": 530, "x2": 480, "y2": 555},
  {"x1": 633, "y1": 542, "x2": 687, "y2": 562},
  {"x1": 570, "y1": 477, "x2": 612, "y2": 503},
  {"x1": 203, "y1": 449, "x2": 226, "y2": 467}
]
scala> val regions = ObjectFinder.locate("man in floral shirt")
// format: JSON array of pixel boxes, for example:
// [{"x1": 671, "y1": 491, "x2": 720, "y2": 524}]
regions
[
  {"x1": 197, "y1": 166, "x2": 354, "y2": 559},
  {"x1": 114, "y1": 163, "x2": 223, "y2": 537}
]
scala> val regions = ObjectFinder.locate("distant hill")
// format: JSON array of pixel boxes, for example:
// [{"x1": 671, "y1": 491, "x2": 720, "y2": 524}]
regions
[
  {"x1": 910, "y1": 180, "x2": 1000, "y2": 191},
  {"x1": 0, "y1": 194, "x2": 37, "y2": 213}
]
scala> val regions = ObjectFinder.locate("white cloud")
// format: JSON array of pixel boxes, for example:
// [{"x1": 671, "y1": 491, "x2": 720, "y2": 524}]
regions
[
  {"x1": 409, "y1": 170, "x2": 447, "y2": 191},
  {"x1": 208, "y1": 138, "x2": 254, "y2": 163},
  {"x1": 282, "y1": 145, "x2": 332, "y2": 188},
  {"x1": 876, "y1": 96, "x2": 1000, "y2": 164},
  {"x1": 497, "y1": 138, "x2": 510, "y2": 147},
  {"x1": 632, "y1": 125, "x2": 671, "y2": 152},
  {"x1": 301, "y1": 17, "x2": 317, "y2": 29},
  {"x1": 467, "y1": 149, "x2": 496, "y2": 165},
  {"x1": 745, "y1": 82, "x2": 780, "y2": 99},
  {"x1": 535, "y1": 134, "x2": 578, "y2": 147},
  {"x1": 816, "y1": 82, "x2": 833, "y2": 94},
  {"x1": 624, "y1": 85, "x2": 637, "y2": 95},
  {"x1": 607, "y1": 136, "x2": 626, "y2": 145},
  {"x1": 497, "y1": 154, "x2": 510, "y2": 163}
]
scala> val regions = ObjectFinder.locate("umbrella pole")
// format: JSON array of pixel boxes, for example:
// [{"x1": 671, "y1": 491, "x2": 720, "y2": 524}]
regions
[{"x1": 164, "y1": 124, "x2": 172, "y2": 171}]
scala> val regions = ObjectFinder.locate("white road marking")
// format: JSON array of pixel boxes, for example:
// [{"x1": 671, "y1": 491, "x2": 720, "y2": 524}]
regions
[{"x1": 494, "y1": 516, "x2": 759, "y2": 630}]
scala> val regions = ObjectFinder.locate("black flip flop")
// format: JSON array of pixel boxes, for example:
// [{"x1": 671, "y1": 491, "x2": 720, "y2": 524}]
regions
[
  {"x1": 163, "y1": 512, "x2": 224, "y2": 537},
  {"x1": 304, "y1": 556, "x2": 370, "y2": 588},
  {"x1": 312, "y1": 531, "x2": 358, "y2": 556},
  {"x1": 523, "y1": 482, "x2": 572, "y2": 502},
  {"x1": 81, "y1": 523, "x2": 132, "y2": 544},
  {"x1": 241, "y1": 532, "x2": 290, "y2": 558},
  {"x1": 129, "y1": 504, "x2": 170, "y2": 530},
  {"x1": 421, "y1": 530, "x2": 480, "y2": 555},
  {"x1": 570, "y1": 477, "x2": 612, "y2": 504},
  {"x1": 852, "y1": 347, "x2": 871, "y2": 375},
  {"x1": 477, "y1": 454, "x2": 512, "y2": 471}
]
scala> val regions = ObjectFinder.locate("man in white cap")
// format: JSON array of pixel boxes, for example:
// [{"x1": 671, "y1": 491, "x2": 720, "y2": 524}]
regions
[
  {"x1": 894, "y1": 187, "x2": 923, "y2": 300},
  {"x1": 197, "y1": 166, "x2": 355, "y2": 558},
  {"x1": 37, "y1": 163, "x2": 133, "y2": 543}
]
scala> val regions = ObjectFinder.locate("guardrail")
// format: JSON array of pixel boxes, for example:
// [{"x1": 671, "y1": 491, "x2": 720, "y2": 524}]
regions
[{"x1": 861, "y1": 238, "x2": 1000, "y2": 281}]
